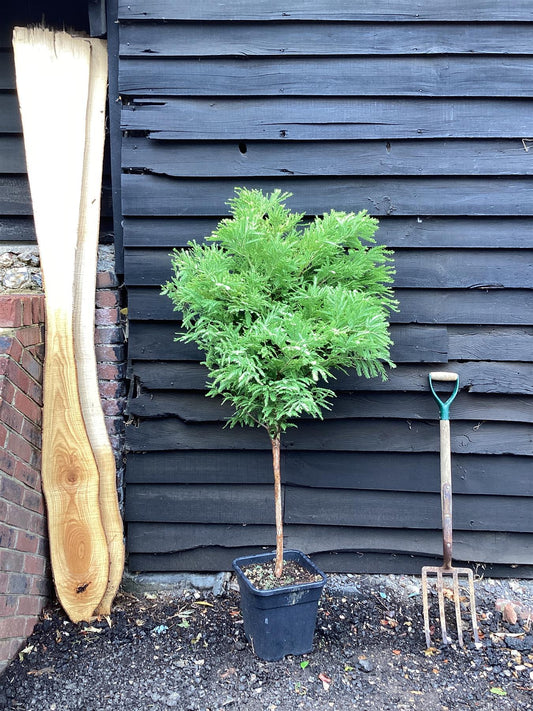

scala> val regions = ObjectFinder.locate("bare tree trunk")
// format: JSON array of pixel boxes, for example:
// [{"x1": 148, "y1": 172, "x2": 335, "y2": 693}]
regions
[{"x1": 271, "y1": 433, "x2": 284, "y2": 577}]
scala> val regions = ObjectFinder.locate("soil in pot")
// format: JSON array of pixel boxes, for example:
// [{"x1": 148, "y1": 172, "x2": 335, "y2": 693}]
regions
[{"x1": 241, "y1": 559, "x2": 323, "y2": 591}]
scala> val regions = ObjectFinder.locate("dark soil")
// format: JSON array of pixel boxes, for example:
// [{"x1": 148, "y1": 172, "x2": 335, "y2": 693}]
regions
[
  {"x1": 1, "y1": 573, "x2": 533, "y2": 710},
  {"x1": 240, "y1": 560, "x2": 323, "y2": 590}
]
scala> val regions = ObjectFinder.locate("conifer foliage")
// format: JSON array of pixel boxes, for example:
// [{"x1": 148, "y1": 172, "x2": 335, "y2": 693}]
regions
[{"x1": 163, "y1": 188, "x2": 397, "y2": 576}]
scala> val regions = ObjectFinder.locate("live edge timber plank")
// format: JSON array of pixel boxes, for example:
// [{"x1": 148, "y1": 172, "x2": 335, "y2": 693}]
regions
[
  {"x1": 126, "y1": 523, "x2": 533, "y2": 565},
  {"x1": 121, "y1": 98, "x2": 533, "y2": 140},
  {"x1": 122, "y1": 138, "x2": 533, "y2": 177},
  {"x1": 125, "y1": 246, "x2": 533, "y2": 288},
  {"x1": 119, "y1": 56, "x2": 533, "y2": 97},
  {"x1": 117, "y1": 1, "x2": 533, "y2": 22},
  {"x1": 127, "y1": 390, "x2": 533, "y2": 425},
  {"x1": 121, "y1": 175, "x2": 533, "y2": 217},
  {"x1": 119, "y1": 22, "x2": 533, "y2": 56},
  {"x1": 130, "y1": 361, "x2": 533, "y2": 396},
  {"x1": 285, "y1": 488, "x2": 533, "y2": 533},
  {"x1": 125, "y1": 452, "x2": 533, "y2": 497},
  {"x1": 122, "y1": 216, "x2": 533, "y2": 249},
  {"x1": 125, "y1": 483, "x2": 533, "y2": 533},
  {"x1": 126, "y1": 549, "x2": 533, "y2": 576},
  {"x1": 128, "y1": 322, "x2": 446, "y2": 363},
  {"x1": 126, "y1": 418, "x2": 533, "y2": 456},
  {"x1": 128, "y1": 320, "x2": 533, "y2": 363},
  {"x1": 128, "y1": 287, "x2": 533, "y2": 325}
]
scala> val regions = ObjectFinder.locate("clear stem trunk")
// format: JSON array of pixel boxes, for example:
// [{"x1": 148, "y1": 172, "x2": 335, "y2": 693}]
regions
[{"x1": 271, "y1": 433, "x2": 284, "y2": 578}]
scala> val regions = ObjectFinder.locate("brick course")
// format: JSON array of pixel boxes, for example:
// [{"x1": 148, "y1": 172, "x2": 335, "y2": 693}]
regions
[{"x1": 0, "y1": 271, "x2": 126, "y2": 673}]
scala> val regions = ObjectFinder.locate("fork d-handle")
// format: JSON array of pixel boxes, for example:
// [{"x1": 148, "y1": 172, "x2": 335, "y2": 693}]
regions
[{"x1": 429, "y1": 372, "x2": 459, "y2": 570}]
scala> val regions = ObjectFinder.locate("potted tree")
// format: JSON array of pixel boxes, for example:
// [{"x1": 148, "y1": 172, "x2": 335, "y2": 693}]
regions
[{"x1": 163, "y1": 188, "x2": 397, "y2": 659}]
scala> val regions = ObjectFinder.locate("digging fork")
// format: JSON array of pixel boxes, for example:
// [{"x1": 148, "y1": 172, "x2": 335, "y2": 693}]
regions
[{"x1": 421, "y1": 372, "x2": 481, "y2": 649}]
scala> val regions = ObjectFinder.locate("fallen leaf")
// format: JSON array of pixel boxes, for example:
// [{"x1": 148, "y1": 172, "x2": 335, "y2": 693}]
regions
[
  {"x1": 318, "y1": 672, "x2": 331, "y2": 691},
  {"x1": 144, "y1": 593, "x2": 157, "y2": 600},
  {"x1": 80, "y1": 626, "x2": 104, "y2": 635},
  {"x1": 220, "y1": 667, "x2": 236, "y2": 679},
  {"x1": 424, "y1": 647, "x2": 439, "y2": 657},
  {"x1": 194, "y1": 601, "x2": 214, "y2": 607},
  {"x1": 27, "y1": 666, "x2": 54, "y2": 676},
  {"x1": 392, "y1": 649, "x2": 401, "y2": 655},
  {"x1": 18, "y1": 645, "x2": 35, "y2": 661},
  {"x1": 300, "y1": 660, "x2": 309, "y2": 669},
  {"x1": 490, "y1": 687, "x2": 507, "y2": 696}
]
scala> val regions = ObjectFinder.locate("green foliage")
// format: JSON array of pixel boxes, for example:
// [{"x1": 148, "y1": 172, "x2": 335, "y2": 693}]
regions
[{"x1": 162, "y1": 188, "x2": 397, "y2": 439}]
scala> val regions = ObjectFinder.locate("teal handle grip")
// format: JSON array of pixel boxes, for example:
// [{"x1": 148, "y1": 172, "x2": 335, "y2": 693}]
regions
[{"x1": 429, "y1": 371, "x2": 459, "y2": 420}]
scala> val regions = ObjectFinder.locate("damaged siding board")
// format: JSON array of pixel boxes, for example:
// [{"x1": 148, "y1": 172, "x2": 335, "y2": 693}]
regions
[
  {"x1": 119, "y1": 56, "x2": 533, "y2": 97},
  {"x1": 121, "y1": 97, "x2": 533, "y2": 139},
  {"x1": 121, "y1": 4, "x2": 533, "y2": 574},
  {"x1": 117, "y1": 1, "x2": 533, "y2": 22},
  {"x1": 119, "y1": 22, "x2": 533, "y2": 56}
]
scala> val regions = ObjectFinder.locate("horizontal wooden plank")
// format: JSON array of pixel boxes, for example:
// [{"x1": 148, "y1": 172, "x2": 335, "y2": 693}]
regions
[
  {"x1": 285, "y1": 487, "x2": 533, "y2": 532},
  {"x1": 119, "y1": 56, "x2": 533, "y2": 98},
  {"x1": 0, "y1": 217, "x2": 36, "y2": 242},
  {"x1": 122, "y1": 175, "x2": 533, "y2": 217},
  {"x1": 122, "y1": 138, "x2": 533, "y2": 177},
  {"x1": 0, "y1": 53, "x2": 14, "y2": 89},
  {"x1": 119, "y1": 22, "x2": 533, "y2": 56},
  {"x1": 126, "y1": 523, "x2": 533, "y2": 565},
  {"x1": 127, "y1": 547, "x2": 533, "y2": 575},
  {"x1": 125, "y1": 482, "x2": 533, "y2": 531},
  {"x1": 125, "y1": 451, "x2": 533, "y2": 497},
  {"x1": 126, "y1": 245, "x2": 533, "y2": 288},
  {"x1": 125, "y1": 484, "x2": 277, "y2": 524},
  {"x1": 122, "y1": 98, "x2": 533, "y2": 139},
  {"x1": 126, "y1": 417, "x2": 533, "y2": 455},
  {"x1": 118, "y1": 1, "x2": 533, "y2": 22},
  {"x1": 128, "y1": 390, "x2": 533, "y2": 424},
  {"x1": 447, "y1": 327, "x2": 533, "y2": 361},
  {"x1": 128, "y1": 322, "x2": 533, "y2": 365},
  {"x1": 0, "y1": 135, "x2": 27, "y2": 173},
  {"x1": 128, "y1": 322, "x2": 446, "y2": 363},
  {"x1": 311, "y1": 552, "x2": 533, "y2": 577},
  {"x1": 128, "y1": 287, "x2": 533, "y2": 325},
  {"x1": 123, "y1": 216, "x2": 533, "y2": 249},
  {"x1": 0, "y1": 176, "x2": 32, "y2": 215},
  {"x1": 0, "y1": 94, "x2": 22, "y2": 133},
  {"x1": 131, "y1": 360, "x2": 533, "y2": 395}
]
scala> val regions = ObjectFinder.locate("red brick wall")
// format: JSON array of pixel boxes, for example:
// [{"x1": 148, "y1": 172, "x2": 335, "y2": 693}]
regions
[
  {"x1": 0, "y1": 278, "x2": 126, "y2": 672},
  {"x1": 0, "y1": 294, "x2": 49, "y2": 672}
]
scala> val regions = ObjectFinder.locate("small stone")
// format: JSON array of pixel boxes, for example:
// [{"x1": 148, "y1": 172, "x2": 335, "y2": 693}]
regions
[
  {"x1": 165, "y1": 691, "x2": 180, "y2": 707},
  {"x1": 3, "y1": 267, "x2": 32, "y2": 289},
  {"x1": 503, "y1": 603, "x2": 518, "y2": 625},
  {"x1": 235, "y1": 640, "x2": 247, "y2": 651},
  {"x1": 358, "y1": 658, "x2": 374, "y2": 673},
  {"x1": 0, "y1": 252, "x2": 14, "y2": 267}
]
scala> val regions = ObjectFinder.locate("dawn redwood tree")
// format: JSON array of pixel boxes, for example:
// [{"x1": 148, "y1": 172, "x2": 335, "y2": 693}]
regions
[{"x1": 163, "y1": 188, "x2": 397, "y2": 578}]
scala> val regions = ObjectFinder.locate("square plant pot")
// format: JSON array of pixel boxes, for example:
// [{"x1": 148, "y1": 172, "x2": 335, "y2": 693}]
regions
[{"x1": 232, "y1": 549, "x2": 327, "y2": 661}]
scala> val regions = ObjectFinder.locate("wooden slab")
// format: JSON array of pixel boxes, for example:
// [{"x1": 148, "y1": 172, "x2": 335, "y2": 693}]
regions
[
  {"x1": 74, "y1": 37, "x2": 124, "y2": 617},
  {"x1": 13, "y1": 27, "x2": 109, "y2": 622}
]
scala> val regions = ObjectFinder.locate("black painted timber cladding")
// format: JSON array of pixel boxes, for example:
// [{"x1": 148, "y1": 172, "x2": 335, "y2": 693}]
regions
[{"x1": 119, "y1": 2, "x2": 533, "y2": 576}]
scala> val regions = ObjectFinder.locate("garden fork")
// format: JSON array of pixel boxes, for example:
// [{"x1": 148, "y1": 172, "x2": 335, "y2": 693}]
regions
[{"x1": 421, "y1": 372, "x2": 481, "y2": 649}]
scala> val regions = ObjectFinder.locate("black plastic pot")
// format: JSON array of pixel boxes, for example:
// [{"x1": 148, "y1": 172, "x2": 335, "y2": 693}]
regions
[{"x1": 232, "y1": 549, "x2": 327, "y2": 661}]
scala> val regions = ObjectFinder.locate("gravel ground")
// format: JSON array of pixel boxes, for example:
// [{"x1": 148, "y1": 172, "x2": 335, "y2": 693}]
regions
[{"x1": 1, "y1": 572, "x2": 533, "y2": 710}]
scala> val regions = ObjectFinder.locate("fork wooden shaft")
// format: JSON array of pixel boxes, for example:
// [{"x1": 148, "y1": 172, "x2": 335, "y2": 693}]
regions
[{"x1": 440, "y1": 419, "x2": 453, "y2": 569}]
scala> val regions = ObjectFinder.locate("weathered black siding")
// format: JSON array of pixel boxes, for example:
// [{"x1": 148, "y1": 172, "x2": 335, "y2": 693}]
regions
[{"x1": 119, "y1": 1, "x2": 533, "y2": 576}]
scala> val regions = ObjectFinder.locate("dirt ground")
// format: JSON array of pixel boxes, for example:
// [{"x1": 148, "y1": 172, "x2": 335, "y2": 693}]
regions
[{"x1": 1, "y1": 572, "x2": 532, "y2": 710}]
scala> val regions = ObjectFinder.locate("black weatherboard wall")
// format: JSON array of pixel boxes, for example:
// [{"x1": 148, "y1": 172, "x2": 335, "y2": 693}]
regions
[{"x1": 119, "y1": 1, "x2": 533, "y2": 576}]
